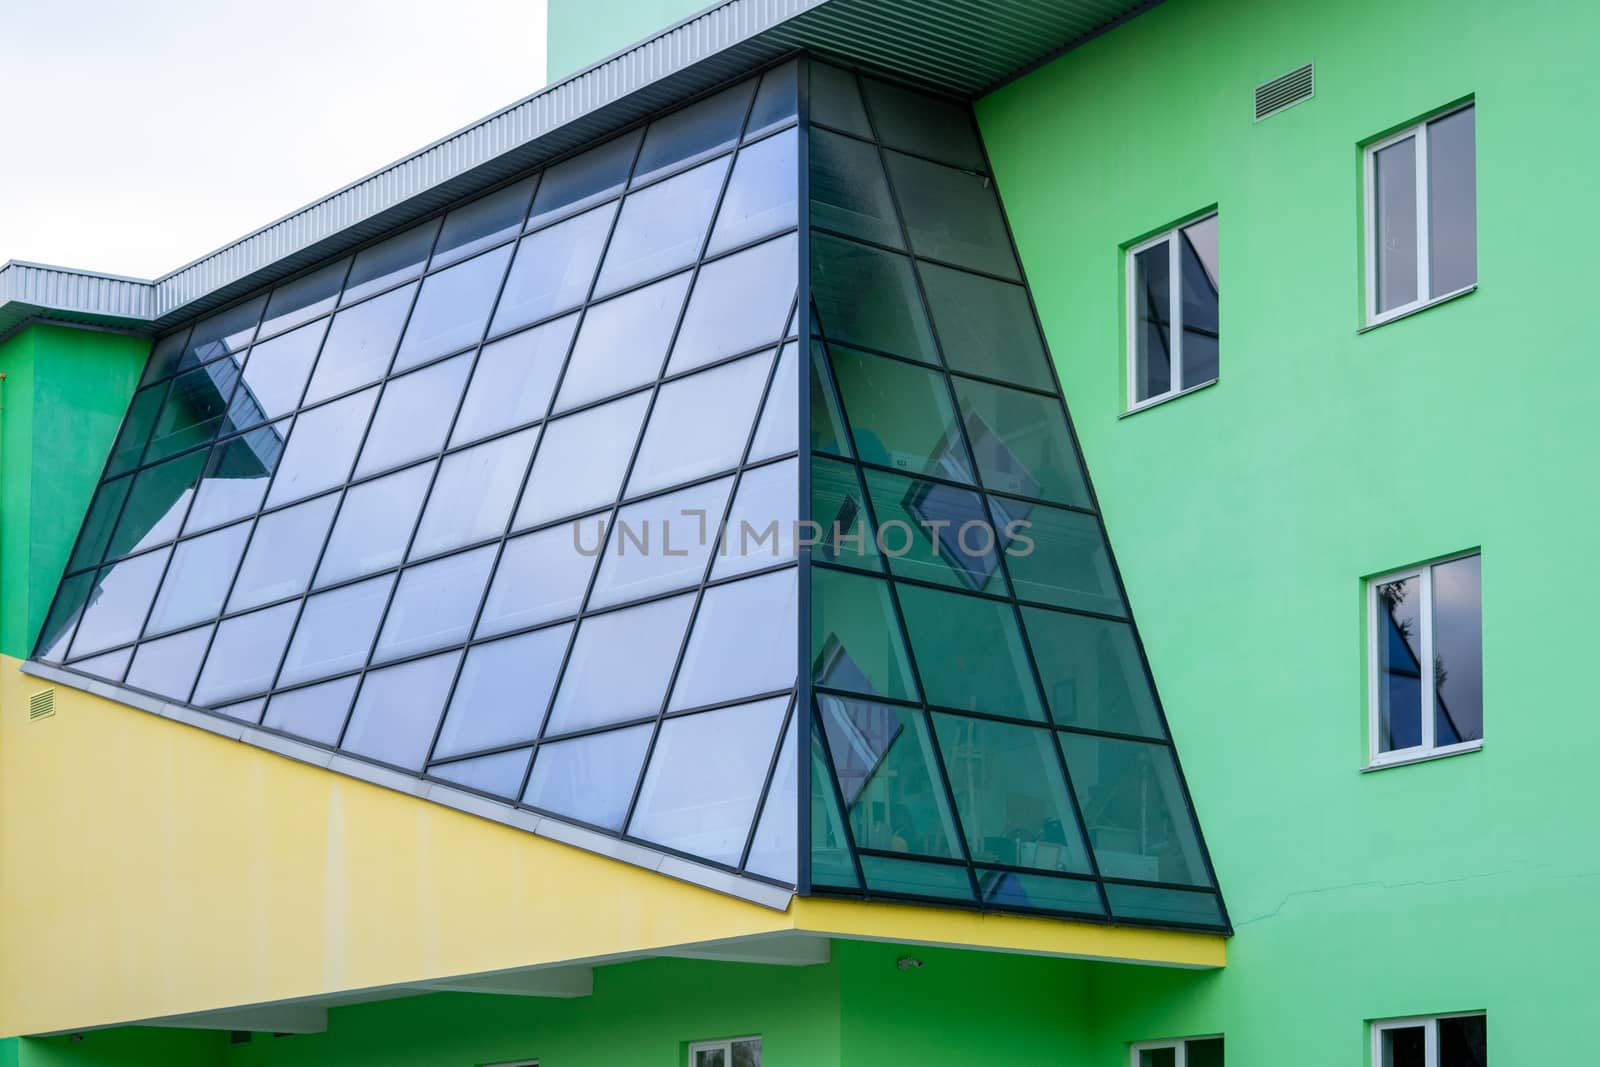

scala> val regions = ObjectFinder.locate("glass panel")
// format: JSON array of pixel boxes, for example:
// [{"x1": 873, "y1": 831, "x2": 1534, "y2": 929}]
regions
[
  {"x1": 589, "y1": 478, "x2": 731, "y2": 609},
  {"x1": 543, "y1": 592, "x2": 695, "y2": 735},
  {"x1": 554, "y1": 273, "x2": 690, "y2": 412},
  {"x1": 859, "y1": 855, "x2": 973, "y2": 901},
  {"x1": 1379, "y1": 1026, "x2": 1427, "y2": 1067},
  {"x1": 1024, "y1": 608, "x2": 1163, "y2": 738},
  {"x1": 491, "y1": 203, "x2": 617, "y2": 335},
  {"x1": 668, "y1": 233, "x2": 796, "y2": 375},
  {"x1": 316, "y1": 462, "x2": 433, "y2": 587},
  {"x1": 899, "y1": 584, "x2": 1042, "y2": 720},
  {"x1": 953, "y1": 377, "x2": 1090, "y2": 508},
  {"x1": 865, "y1": 468, "x2": 1005, "y2": 594},
  {"x1": 278, "y1": 573, "x2": 395, "y2": 686},
  {"x1": 68, "y1": 476, "x2": 131, "y2": 573},
  {"x1": 977, "y1": 868, "x2": 1104, "y2": 915},
  {"x1": 144, "y1": 362, "x2": 235, "y2": 463},
  {"x1": 215, "y1": 698, "x2": 266, "y2": 724},
  {"x1": 1138, "y1": 1048, "x2": 1177, "y2": 1067},
  {"x1": 430, "y1": 177, "x2": 534, "y2": 269},
  {"x1": 919, "y1": 264, "x2": 1051, "y2": 391},
  {"x1": 1186, "y1": 1038, "x2": 1225, "y2": 1067},
  {"x1": 262, "y1": 675, "x2": 359, "y2": 747},
  {"x1": 596, "y1": 156, "x2": 729, "y2": 295},
  {"x1": 811, "y1": 236, "x2": 937, "y2": 362},
  {"x1": 812, "y1": 456, "x2": 878, "y2": 572},
  {"x1": 744, "y1": 713, "x2": 797, "y2": 882},
  {"x1": 810, "y1": 724, "x2": 860, "y2": 888},
  {"x1": 477, "y1": 518, "x2": 607, "y2": 636},
  {"x1": 747, "y1": 342, "x2": 798, "y2": 462},
  {"x1": 342, "y1": 650, "x2": 462, "y2": 770},
  {"x1": 434, "y1": 625, "x2": 572, "y2": 758},
  {"x1": 107, "y1": 450, "x2": 207, "y2": 558},
  {"x1": 629, "y1": 695, "x2": 789, "y2": 865},
  {"x1": 883, "y1": 151, "x2": 1017, "y2": 278},
  {"x1": 1000, "y1": 500, "x2": 1123, "y2": 616},
  {"x1": 747, "y1": 59, "x2": 797, "y2": 139},
  {"x1": 106, "y1": 384, "x2": 165, "y2": 476},
  {"x1": 125, "y1": 624, "x2": 212, "y2": 702},
  {"x1": 146, "y1": 523, "x2": 250, "y2": 635},
  {"x1": 808, "y1": 127, "x2": 901, "y2": 248},
  {"x1": 452, "y1": 314, "x2": 577, "y2": 445},
  {"x1": 234, "y1": 318, "x2": 327, "y2": 425},
  {"x1": 372, "y1": 546, "x2": 496, "y2": 662},
  {"x1": 1374, "y1": 135, "x2": 1419, "y2": 314},
  {"x1": 931, "y1": 714, "x2": 1090, "y2": 874},
  {"x1": 429, "y1": 747, "x2": 530, "y2": 799},
  {"x1": 830, "y1": 346, "x2": 972, "y2": 482},
  {"x1": 809, "y1": 343, "x2": 852, "y2": 457},
  {"x1": 1375, "y1": 575, "x2": 1424, "y2": 752},
  {"x1": 265, "y1": 387, "x2": 379, "y2": 507},
  {"x1": 515, "y1": 391, "x2": 649, "y2": 527},
  {"x1": 228, "y1": 494, "x2": 338, "y2": 611},
  {"x1": 670, "y1": 568, "x2": 797, "y2": 709},
  {"x1": 819, "y1": 696, "x2": 958, "y2": 858},
  {"x1": 183, "y1": 419, "x2": 290, "y2": 534},
  {"x1": 632, "y1": 80, "x2": 752, "y2": 186},
  {"x1": 260, "y1": 258, "x2": 348, "y2": 338},
  {"x1": 186, "y1": 295, "x2": 267, "y2": 364},
  {"x1": 1058, "y1": 732, "x2": 1208, "y2": 886},
  {"x1": 69, "y1": 551, "x2": 171, "y2": 657},
  {"x1": 355, "y1": 353, "x2": 471, "y2": 477},
  {"x1": 713, "y1": 459, "x2": 797, "y2": 578},
  {"x1": 303, "y1": 283, "x2": 415, "y2": 404},
  {"x1": 809, "y1": 62, "x2": 872, "y2": 138},
  {"x1": 140, "y1": 329, "x2": 194, "y2": 384},
  {"x1": 1178, "y1": 215, "x2": 1220, "y2": 389},
  {"x1": 36, "y1": 573, "x2": 93, "y2": 661},
  {"x1": 342, "y1": 220, "x2": 438, "y2": 306},
  {"x1": 627, "y1": 352, "x2": 770, "y2": 495},
  {"x1": 523, "y1": 722, "x2": 652, "y2": 830},
  {"x1": 1432, "y1": 555, "x2": 1482, "y2": 745},
  {"x1": 695, "y1": 1049, "x2": 726, "y2": 1067},
  {"x1": 731, "y1": 1038, "x2": 761, "y2": 1067},
  {"x1": 1133, "y1": 240, "x2": 1173, "y2": 402},
  {"x1": 71, "y1": 647, "x2": 133, "y2": 685},
  {"x1": 528, "y1": 129, "x2": 641, "y2": 230},
  {"x1": 708, "y1": 128, "x2": 797, "y2": 255},
  {"x1": 193, "y1": 602, "x2": 298, "y2": 705},
  {"x1": 1428, "y1": 107, "x2": 1476, "y2": 297},
  {"x1": 1438, "y1": 1015, "x2": 1486, "y2": 1067},
  {"x1": 810, "y1": 567, "x2": 916, "y2": 701},
  {"x1": 861, "y1": 76, "x2": 985, "y2": 171},
  {"x1": 394, "y1": 244, "x2": 513, "y2": 372},
  {"x1": 410, "y1": 427, "x2": 538, "y2": 559}
]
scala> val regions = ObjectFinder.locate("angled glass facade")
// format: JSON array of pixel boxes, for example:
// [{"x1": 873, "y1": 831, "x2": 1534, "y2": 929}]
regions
[{"x1": 33, "y1": 56, "x2": 1223, "y2": 930}]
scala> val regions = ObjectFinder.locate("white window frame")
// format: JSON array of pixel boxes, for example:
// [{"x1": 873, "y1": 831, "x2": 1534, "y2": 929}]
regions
[
  {"x1": 1366, "y1": 552, "x2": 1482, "y2": 768},
  {"x1": 688, "y1": 1036, "x2": 761, "y2": 1065},
  {"x1": 1363, "y1": 102, "x2": 1476, "y2": 327},
  {"x1": 1130, "y1": 1035, "x2": 1224, "y2": 1066},
  {"x1": 1371, "y1": 1012, "x2": 1485, "y2": 1066},
  {"x1": 1125, "y1": 212, "x2": 1219, "y2": 412}
]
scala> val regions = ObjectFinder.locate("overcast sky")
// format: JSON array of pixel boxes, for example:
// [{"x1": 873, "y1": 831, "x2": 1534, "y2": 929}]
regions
[{"x1": 0, "y1": 0, "x2": 547, "y2": 278}]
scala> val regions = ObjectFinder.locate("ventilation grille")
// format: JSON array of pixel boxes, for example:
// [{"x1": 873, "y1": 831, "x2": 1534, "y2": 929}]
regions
[
  {"x1": 1255, "y1": 63, "x2": 1314, "y2": 121},
  {"x1": 29, "y1": 689, "x2": 55, "y2": 721}
]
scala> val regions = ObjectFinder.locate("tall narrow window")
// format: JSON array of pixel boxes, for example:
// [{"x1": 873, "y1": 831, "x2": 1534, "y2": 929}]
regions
[
  {"x1": 1127, "y1": 213, "x2": 1219, "y2": 409},
  {"x1": 689, "y1": 1037, "x2": 761, "y2": 1066},
  {"x1": 1365, "y1": 103, "x2": 1476, "y2": 323},
  {"x1": 1373, "y1": 1014, "x2": 1486, "y2": 1067},
  {"x1": 1132, "y1": 1036, "x2": 1224, "y2": 1066},
  {"x1": 1369, "y1": 553, "x2": 1482, "y2": 765}
]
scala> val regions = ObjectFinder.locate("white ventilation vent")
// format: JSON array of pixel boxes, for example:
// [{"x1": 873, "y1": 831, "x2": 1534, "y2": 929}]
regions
[
  {"x1": 1255, "y1": 63, "x2": 1314, "y2": 121},
  {"x1": 29, "y1": 689, "x2": 55, "y2": 721}
]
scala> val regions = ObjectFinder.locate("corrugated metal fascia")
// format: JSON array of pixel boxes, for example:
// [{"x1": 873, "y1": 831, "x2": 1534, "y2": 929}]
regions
[{"x1": 0, "y1": 261, "x2": 156, "y2": 343}]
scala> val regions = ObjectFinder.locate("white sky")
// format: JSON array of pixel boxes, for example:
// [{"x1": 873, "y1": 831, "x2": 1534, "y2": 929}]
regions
[{"x1": 0, "y1": 0, "x2": 548, "y2": 279}]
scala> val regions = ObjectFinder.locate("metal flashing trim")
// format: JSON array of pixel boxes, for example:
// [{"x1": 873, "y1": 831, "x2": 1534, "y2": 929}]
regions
[{"x1": 17, "y1": 658, "x2": 795, "y2": 912}]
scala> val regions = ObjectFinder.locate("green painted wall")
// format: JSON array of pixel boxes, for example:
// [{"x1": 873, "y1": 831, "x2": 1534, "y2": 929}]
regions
[
  {"x1": 547, "y1": 0, "x2": 706, "y2": 80},
  {"x1": 978, "y1": 0, "x2": 1600, "y2": 1060},
  {"x1": 0, "y1": 324, "x2": 147, "y2": 658}
]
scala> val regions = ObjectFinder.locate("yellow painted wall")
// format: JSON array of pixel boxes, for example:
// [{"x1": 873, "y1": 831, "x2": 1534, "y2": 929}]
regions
[{"x1": 0, "y1": 658, "x2": 1220, "y2": 1037}]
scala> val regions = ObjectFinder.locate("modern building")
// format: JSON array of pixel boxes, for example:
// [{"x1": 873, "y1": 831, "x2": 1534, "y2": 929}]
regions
[{"x1": 0, "y1": 0, "x2": 1580, "y2": 1062}]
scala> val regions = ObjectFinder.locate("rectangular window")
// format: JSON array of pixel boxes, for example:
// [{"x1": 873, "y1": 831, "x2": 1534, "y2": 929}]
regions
[
  {"x1": 1132, "y1": 1036, "x2": 1224, "y2": 1066},
  {"x1": 1373, "y1": 1013, "x2": 1486, "y2": 1066},
  {"x1": 1365, "y1": 103, "x2": 1476, "y2": 324},
  {"x1": 1126, "y1": 212, "x2": 1219, "y2": 409},
  {"x1": 1368, "y1": 553, "x2": 1482, "y2": 765},
  {"x1": 689, "y1": 1036, "x2": 761, "y2": 1066}
]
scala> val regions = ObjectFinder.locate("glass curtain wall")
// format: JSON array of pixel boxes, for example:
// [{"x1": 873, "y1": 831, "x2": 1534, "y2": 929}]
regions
[{"x1": 803, "y1": 61, "x2": 1227, "y2": 929}]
